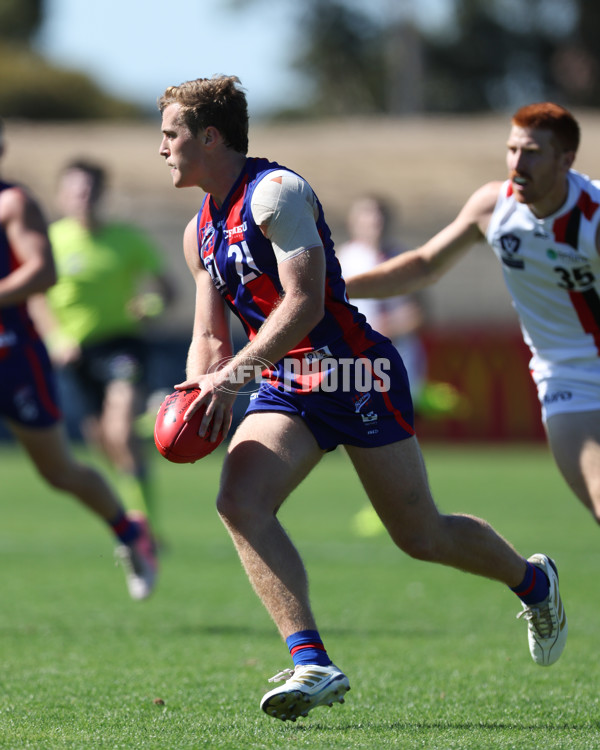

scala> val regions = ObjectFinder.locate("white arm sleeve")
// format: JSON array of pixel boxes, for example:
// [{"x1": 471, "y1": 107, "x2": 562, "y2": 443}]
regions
[{"x1": 250, "y1": 169, "x2": 324, "y2": 263}]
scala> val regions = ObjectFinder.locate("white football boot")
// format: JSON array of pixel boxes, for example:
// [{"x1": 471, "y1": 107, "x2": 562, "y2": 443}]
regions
[
  {"x1": 115, "y1": 512, "x2": 158, "y2": 600},
  {"x1": 517, "y1": 553, "x2": 567, "y2": 666},
  {"x1": 260, "y1": 663, "x2": 350, "y2": 721}
]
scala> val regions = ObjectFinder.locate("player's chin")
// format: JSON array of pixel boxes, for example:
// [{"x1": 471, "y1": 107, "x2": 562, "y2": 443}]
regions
[
  {"x1": 172, "y1": 172, "x2": 195, "y2": 189},
  {"x1": 170, "y1": 170, "x2": 183, "y2": 187},
  {"x1": 512, "y1": 188, "x2": 529, "y2": 204}
]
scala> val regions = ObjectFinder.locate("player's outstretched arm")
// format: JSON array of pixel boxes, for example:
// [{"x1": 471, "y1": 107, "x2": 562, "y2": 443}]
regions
[{"x1": 345, "y1": 181, "x2": 502, "y2": 300}]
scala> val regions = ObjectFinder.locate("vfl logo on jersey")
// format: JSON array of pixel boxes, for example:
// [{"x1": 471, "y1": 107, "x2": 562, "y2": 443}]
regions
[{"x1": 499, "y1": 234, "x2": 525, "y2": 269}]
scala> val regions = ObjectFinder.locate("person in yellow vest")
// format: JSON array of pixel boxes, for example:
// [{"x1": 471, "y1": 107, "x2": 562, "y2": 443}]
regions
[{"x1": 32, "y1": 159, "x2": 174, "y2": 536}]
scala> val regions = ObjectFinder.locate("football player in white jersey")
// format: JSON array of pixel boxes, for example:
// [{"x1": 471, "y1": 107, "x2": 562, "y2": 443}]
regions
[{"x1": 346, "y1": 102, "x2": 600, "y2": 532}]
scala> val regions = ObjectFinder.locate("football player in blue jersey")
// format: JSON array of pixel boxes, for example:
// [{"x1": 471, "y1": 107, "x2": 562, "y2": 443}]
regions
[
  {"x1": 158, "y1": 78, "x2": 567, "y2": 721},
  {"x1": 0, "y1": 118, "x2": 157, "y2": 601}
]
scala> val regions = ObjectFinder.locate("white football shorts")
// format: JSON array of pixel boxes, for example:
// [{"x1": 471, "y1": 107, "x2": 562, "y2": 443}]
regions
[{"x1": 531, "y1": 358, "x2": 600, "y2": 422}]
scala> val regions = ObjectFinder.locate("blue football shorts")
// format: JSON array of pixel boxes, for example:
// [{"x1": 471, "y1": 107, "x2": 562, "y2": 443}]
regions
[
  {"x1": 0, "y1": 339, "x2": 61, "y2": 428},
  {"x1": 244, "y1": 341, "x2": 415, "y2": 451}
]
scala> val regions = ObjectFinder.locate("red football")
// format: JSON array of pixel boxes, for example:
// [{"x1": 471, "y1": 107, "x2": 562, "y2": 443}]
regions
[{"x1": 154, "y1": 389, "x2": 224, "y2": 463}]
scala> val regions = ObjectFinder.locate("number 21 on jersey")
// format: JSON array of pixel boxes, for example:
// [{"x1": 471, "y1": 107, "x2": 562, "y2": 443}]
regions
[{"x1": 228, "y1": 241, "x2": 260, "y2": 285}]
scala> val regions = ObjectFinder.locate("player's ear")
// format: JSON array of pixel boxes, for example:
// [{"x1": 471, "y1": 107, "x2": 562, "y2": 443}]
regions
[
  {"x1": 202, "y1": 126, "x2": 220, "y2": 147},
  {"x1": 562, "y1": 149, "x2": 576, "y2": 171}
]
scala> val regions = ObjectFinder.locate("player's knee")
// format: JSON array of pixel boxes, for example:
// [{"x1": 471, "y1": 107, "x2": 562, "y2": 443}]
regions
[
  {"x1": 216, "y1": 487, "x2": 262, "y2": 530},
  {"x1": 392, "y1": 532, "x2": 439, "y2": 562},
  {"x1": 101, "y1": 421, "x2": 132, "y2": 451},
  {"x1": 574, "y1": 482, "x2": 600, "y2": 524},
  {"x1": 589, "y1": 501, "x2": 600, "y2": 525},
  {"x1": 38, "y1": 459, "x2": 100, "y2": 496},
  {"x1": 37, "y1": 463, "x2": 73, "y2": 492}
]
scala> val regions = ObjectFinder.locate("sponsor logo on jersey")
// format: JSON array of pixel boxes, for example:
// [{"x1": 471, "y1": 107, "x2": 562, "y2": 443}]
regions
[
  {"x1": 546, "y1": 247, "x2": 582, "y2": 263},
  {"x1": 543, "y1": 390, "x2": 573, "y2": 404},
  {"x1": 499, "y1": 233, "x2": 525, "y2": 269},
  {"x1": 304, "y1": 346, "x2": 332, "y2": 363},
  {"x1": 361, "y1": 411, "x2": 378, "y2": 424},
  {"x1": 223, "y1": 222, "x2": 247, "y2": 243}
]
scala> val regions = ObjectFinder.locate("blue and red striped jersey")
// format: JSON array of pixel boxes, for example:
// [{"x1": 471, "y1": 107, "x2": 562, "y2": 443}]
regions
[{"x1": 195, "y1": 158, "x2": 388, "y2": 384}]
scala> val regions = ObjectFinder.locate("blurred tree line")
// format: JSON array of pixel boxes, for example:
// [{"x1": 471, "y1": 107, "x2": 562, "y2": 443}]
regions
[
  {"x1": 0, "y1": 0, "x2": 140, "y2": 119},
  {"x1": 269, "y1": 0, "x2": 600, "y2": 118},
  {"x1": 2, "y1": 0, "x2": 599, "y2": 119}
]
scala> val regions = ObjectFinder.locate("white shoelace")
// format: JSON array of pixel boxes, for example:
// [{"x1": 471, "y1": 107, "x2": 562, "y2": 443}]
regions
[
  {"x1": 268, "y1": 668, "x2": 295, "y2": 684},
  {"x1": 517, "y1": 602, "x2": 555, "y2": 638}
]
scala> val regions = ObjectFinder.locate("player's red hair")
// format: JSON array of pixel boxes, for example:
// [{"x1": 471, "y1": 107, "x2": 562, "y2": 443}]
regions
[{"x1": 512, "y1": 102, "x2": 580, "y2": 153}]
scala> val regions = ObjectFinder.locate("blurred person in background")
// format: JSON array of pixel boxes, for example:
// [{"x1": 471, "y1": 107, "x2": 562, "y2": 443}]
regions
[
  {"x1": 346, "y1": 102, "x2": 600, "y2": 530},
  {"x1": 337, "y1": 194, "x2": 428, "y2": 400},
  {"x1": 0, "y1": 119, "x2": 156, "y2": 600},
  {"x1": 30, "y1": 159, "x2": 175, "y2": 541},
  {"x1": 339, "y1": 194, "x2": 465, "y2": 418},
  {"x1": 338, "y1": 195, "x2": 465, "y2": 538}
]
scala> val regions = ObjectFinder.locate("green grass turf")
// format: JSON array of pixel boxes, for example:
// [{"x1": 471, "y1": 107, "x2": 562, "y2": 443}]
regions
[{"x1": 0, "y1": 441, "x2": 598, "y2": 749}]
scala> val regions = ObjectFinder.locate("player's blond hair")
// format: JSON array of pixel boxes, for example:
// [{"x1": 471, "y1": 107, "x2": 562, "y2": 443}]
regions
[{"x1": 158, "y1": 75, "x2": 249, "y2": 155}]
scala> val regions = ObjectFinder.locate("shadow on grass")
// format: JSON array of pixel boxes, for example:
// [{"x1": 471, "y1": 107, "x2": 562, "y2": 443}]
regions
[
  {"x1": 290, "y1": 719, "x2": 600, "y2": 732},
  {"x1": 172, "y1": 622, "x2": 444, "y2": 639}
]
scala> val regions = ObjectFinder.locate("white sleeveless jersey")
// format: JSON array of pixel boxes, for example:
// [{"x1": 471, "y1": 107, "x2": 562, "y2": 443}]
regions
[{"x1": 486, "y1": 169, "x2": 600, "y2": 375}]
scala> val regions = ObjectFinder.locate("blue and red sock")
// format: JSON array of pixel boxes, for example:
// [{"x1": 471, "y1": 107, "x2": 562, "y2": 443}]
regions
[
  {"x1": 511, "y1": 560, "x2": 549, "y2": 605},
  {"x1": 109, "y1": 511, "x2": 140, "y2": 545},
  {"x1": 286, "y1": 629, "x2": 332, "y2": 667}
]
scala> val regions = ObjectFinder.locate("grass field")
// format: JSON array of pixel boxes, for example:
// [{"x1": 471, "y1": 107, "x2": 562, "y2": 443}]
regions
[{"x1": 1, "y1": 441, "x2": 598, "y2": 749}]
